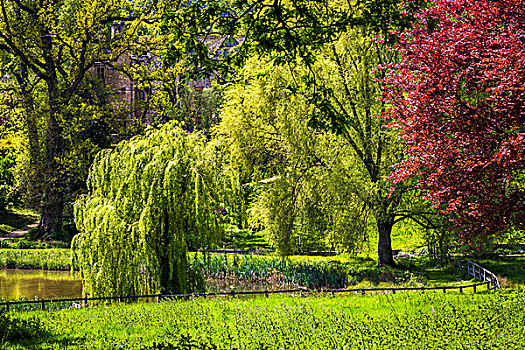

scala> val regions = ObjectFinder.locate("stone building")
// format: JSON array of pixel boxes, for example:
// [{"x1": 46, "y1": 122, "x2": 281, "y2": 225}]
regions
[{"x1": 91, "y1": 25, "x2": 242, "y2": 135}]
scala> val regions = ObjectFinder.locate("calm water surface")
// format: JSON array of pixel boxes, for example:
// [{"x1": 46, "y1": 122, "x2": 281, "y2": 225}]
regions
[{"x1": 0, "y1": 269, "x2": 82, "y2": 300}]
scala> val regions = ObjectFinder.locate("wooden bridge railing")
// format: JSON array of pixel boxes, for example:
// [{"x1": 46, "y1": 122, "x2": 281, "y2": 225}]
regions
[
  {"x1": 0, "y1": 281, "x2": 491, "y2": 312},
  {"x1": 458, "y1": 260, "x2": 500, "y2": 289}
]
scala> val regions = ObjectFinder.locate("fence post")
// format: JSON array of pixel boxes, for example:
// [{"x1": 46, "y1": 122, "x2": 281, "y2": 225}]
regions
[
  {"x1": 361, "y1": 289, "x2": 365, "y2": 295},
  {"x1": 473, "y1": 284, "x2": 477, "y2": 293},
  {"x1": 265, "y1": 291, "x2": 269, "y2": 298},
  {"x1": 41, "y1": 300, "x2": 45, "y2": 311},
  {"x1": 6, "y1": 302, "x2": 9, "y2": 312},
  {"x1": 459, "y1": 286, "x2": 463, "y2": 293},
  {"x1": 391, "y1": 289, "x2": 396, "y2": 294},
  {"x1": 443, "y1": 287, "x2": 446, "y2": 293}
]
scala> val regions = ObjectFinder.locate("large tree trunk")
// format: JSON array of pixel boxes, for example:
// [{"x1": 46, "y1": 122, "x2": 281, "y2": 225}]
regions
[
  {"x1": 38, "y1": 186, "x2": 64, "y2": 238},
  {"x1": 35, "y1": 76, "x2": 65, "y2": 239},
  {"x1": 377, "y1": 215, "x2": 396, "y2": 267},
  {"x1": 15, "y1": 63, "x2": 44, "y2": 207},
  {"x1": 36, "y1": 120, "x2": 65, "y2": 239}
]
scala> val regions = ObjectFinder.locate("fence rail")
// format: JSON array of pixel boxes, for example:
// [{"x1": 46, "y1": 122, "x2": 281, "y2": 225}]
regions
[
  {"x1": 0, "y1": 281, "x2": 491, "y2": 312},
  {"x1": 458, "y1": 260, "x2": 500, "y2": 289}
]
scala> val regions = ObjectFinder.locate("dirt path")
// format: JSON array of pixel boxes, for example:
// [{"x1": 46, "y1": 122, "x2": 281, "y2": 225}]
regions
[{"x1": 0, "y1": 222, "x2": 39, "y2": 240}]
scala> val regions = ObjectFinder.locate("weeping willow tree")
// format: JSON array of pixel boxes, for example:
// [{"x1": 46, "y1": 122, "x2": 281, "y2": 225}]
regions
[
  {"x1": 73, "y1": 122, "x2": 224, "y2": 297},
  {"x1": 216, "y1": 59, "x2": 371, "y2": 255}
]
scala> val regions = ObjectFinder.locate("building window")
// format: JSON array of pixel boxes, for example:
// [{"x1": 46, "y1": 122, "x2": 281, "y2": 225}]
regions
[{"x1": 96, "y1": 66, "x2": 105, "y2": 81}]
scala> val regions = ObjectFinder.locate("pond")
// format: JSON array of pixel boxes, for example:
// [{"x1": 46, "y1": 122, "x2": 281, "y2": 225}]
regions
[
  {"x1": 0, "y1": 269, "x2": 82, "y2": 300},
  {"x1": 0, "y1": 269, "x2": 292, "y2": 301}
]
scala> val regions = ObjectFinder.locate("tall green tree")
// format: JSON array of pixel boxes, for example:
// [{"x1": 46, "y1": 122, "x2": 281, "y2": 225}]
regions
[
  {"x1": 0, "y1": 0, "x2": 155, "y2": 237},
  {"x1": 308, "y1": 27, "x2": 430, "y2": 266},
  {"x1": 74, "y1": 122, "x2": 224, "y2": 297},
  {"x1": 161, "y1": 0, "x2": 429, "y2": 265},
  {"x1": 218, "y1": 27, "x2": 435, "y2": 265},
  {"x1": 217, "y1": 61, "x2": 370, "y2": 254}
]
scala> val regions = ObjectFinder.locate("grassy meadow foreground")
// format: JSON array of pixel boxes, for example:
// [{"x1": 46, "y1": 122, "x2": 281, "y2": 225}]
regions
[
  {"x1": 3, "y1": 291, "x2": 524, "y2": 349},
  {"x1": 2, "y1": 211, "x2": 525, "y2": 349}
]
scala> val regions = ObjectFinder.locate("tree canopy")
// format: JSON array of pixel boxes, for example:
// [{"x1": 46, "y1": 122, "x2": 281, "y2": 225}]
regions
[
  {"x1": 74, "y1": 122, "x2": 224, "y2": 297},
  {"x1": 0, "y1": 0, "x2": 156, "y2": 237},
  {"x1": 384, "y1": 0, "x2": 525, "y2": 246}
]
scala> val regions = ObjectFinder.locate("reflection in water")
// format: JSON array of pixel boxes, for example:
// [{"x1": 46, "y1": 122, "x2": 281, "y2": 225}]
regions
[
  {"x1": 0, "y1": 269, "x2": 82, "y2": 300},
  {"x1": 0, "y1": 269, "x2": 293, "y2": 301}
]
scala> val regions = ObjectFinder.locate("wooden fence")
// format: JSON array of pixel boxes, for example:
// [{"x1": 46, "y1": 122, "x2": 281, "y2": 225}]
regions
[
  {"x1": 0, "y1": 281, "x2": 491, "y2": 312},
  {"x1": 458, "y1": 260, "x2": 500, "y2": 289}
]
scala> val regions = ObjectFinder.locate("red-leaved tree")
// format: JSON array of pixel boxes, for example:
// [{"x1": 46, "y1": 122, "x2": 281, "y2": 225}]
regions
[{"x1": 384, "y1": 0, "x2": 525, "y2": 246}]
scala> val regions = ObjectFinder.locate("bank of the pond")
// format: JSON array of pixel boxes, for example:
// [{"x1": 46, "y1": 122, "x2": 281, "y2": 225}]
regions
[
  {"x1": 3, "y1": 291, "x2": 522, "y2": 349},
  {"x1": 0, "y1": 249, "x2": 503, "y2": 293},
  {"x1": 0, "y1": 249, "x2": 74, "y2": 270}
]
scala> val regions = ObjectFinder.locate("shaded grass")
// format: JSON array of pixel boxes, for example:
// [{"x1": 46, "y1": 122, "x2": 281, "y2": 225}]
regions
[
  {"x1": 221, "y1": 227, "x2": 271, "y2": 251},
  {"x1": 0, "y1": 207, "x2": 39, "y2": 236},
  {"x1": 6, "y1": 291, "x2": 522, "y2": 349},
  {"x1": 397, "y1": 256, "x2": 469, "y2": 285},
  {"x1": 472, "y1": 256, "x2": 525, "y2": 288},
  {"x1": 221, "y1": 218, "x2": 426, "y2": 255}
]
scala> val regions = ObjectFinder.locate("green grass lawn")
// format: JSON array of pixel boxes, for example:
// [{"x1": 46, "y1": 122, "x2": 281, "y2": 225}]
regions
[
  {"x1": 0, "y1": 249, "x2": 74, "y2": 270},
  {"x1": 3, "y1": 291, "x2": 523, "y2": 349},
  {"x1": 472, "y1": 256, "x2": 525, "y2": 289},
  {"x1": 0, "y1": 207, "x2": 39, "y2": 236}
]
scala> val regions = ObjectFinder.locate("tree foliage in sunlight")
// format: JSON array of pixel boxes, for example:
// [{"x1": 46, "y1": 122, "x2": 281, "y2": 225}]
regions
[{"x1": 74, "y1": 122, "x2": 225, "y2": 297}]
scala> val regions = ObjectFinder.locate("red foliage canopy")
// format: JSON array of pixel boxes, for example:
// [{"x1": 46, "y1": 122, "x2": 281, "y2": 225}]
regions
[{"x1": 384, "y1": 0, "x2": 525, "y2": 244}]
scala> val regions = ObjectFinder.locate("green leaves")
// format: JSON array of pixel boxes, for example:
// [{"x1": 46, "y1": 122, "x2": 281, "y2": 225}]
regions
[
  {"x1": 74, "y1": 122, "x2": 225, "y2": 297},
  {"x1": 13, "y1": 292, "x2": 525, "y2": 349}
]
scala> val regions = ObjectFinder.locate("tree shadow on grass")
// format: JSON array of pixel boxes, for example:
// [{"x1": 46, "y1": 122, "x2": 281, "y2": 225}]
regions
[
  {"x1": 1, "y1": 311, "x2": 85, "y2": 350},
  {"x1": 475, "y1": 256, "x2": 525, "y2": 287},
  {"x1": 396, "y1": 256, "x2": 464, "y2": 285},
  {"x1": 0, "y1": 208, "x2": 39, "y2": 236}
]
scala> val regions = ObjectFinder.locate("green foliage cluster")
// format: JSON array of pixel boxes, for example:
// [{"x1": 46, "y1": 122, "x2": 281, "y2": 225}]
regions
[
  {"x1": 0, "y1": 249, "x2": 74, "y2": 270},
  {"x1": 217, "y1": 60, "x2": 370, "y2": 255},
  {"x1": 0, "y1": 148, "x2": 15, "y2": 210},
  {"x1": 8, "y1": 292, "x2": 525, "y2": 349},
  {"x1": 192, "y1": 253, "x2": 420, "y2": 289},
  {"x1": 0, "y1": 239, "x2": 68, "y2": 249},
  {"x1": 0, "y1": 138, "x2": 21, "y2": 211},
  {"x1": 73, "y1": 122, "x2": 226, "y2": 297}
]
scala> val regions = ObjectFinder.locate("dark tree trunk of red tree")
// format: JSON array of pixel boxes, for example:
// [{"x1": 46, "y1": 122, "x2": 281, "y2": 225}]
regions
[{"x1": 377, "y1": 215, "x2": 395, "y2": 267}]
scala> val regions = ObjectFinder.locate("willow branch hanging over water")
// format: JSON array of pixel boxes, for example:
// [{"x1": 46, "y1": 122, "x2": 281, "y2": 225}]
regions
[{"x1": 73, "y1": 122, "x2": 224, "y2": 297}]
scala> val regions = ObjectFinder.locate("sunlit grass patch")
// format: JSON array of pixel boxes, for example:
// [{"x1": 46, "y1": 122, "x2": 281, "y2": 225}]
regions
[{"x1": 7, "y1": 291, "x2": 523, "y2": 349}]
